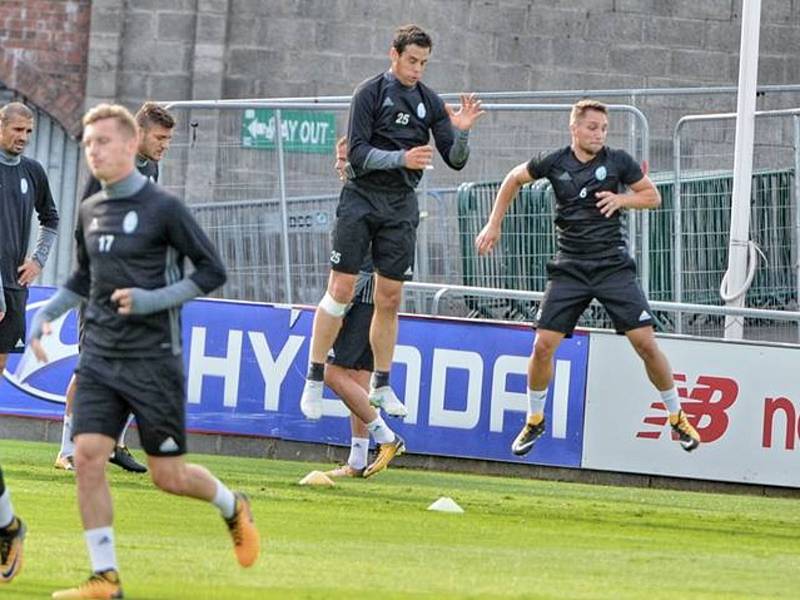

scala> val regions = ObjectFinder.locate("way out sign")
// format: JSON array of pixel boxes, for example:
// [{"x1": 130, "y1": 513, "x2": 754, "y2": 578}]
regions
[{"x1": 241, "y1": 108, "x2": 336, "y2": 154}]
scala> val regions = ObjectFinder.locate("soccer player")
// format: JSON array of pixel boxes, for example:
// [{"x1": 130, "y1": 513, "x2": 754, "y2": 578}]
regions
[
  {"x1": 29, "y1": 104, "x2": 259, "y2": 599},
  {"x1": 0, "y1": 465, "x2": 26, "y2": 584},
  {"x1": 55, "y1": 102, "x2": 176, "y2": 474},
  {"x1": 0, "y1": 102, "x2": 59, "y2": 377},
  {"x1": 301, "y1": 24, "x2": 484, "y2": 422},
  {"x1": 475, "y1": 99, "x2": 701, "y2": 456}
]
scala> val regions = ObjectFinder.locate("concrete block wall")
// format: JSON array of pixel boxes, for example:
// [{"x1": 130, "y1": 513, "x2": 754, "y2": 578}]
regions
[{"x1": 87, "y1": 0, "x2": 800, "y2": 111}]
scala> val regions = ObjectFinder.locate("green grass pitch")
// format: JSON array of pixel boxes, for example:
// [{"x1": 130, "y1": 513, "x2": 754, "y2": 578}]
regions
[{"x1": 0, "y1": 440, "x2": 798, "y2": 599}]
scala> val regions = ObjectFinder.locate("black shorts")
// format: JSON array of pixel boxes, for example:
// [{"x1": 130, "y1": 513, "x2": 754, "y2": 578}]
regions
[
  {"x1": 0, "y1": 288, "x2": 28, "y2": 354},
  {"x1": 534, "y1": 253, "x2": 654, "y2": 336},
  {"x1": 73, "y1": 353, "x2": 187, "y2": 456},
  {"x1": 330, "y1": 184, "x2": 419, "y2": 281},
  {"x1": 327, "y1": 301, "x2": 374, "y2": 371}
]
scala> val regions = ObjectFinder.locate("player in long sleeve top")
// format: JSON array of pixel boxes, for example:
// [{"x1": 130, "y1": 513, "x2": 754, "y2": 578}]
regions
[
  {"x1": 29, "y1": 104, "x2": 258, "y2": 599},
  {"x1": 56, "y1": 102, "x2": 176, "y2": 474},
  {"x1": 0, "y1": 102, "x2": 58, "y2": 375},
  {"x1": 301, "y1": 26, "x2": 484, "y2": 460}
]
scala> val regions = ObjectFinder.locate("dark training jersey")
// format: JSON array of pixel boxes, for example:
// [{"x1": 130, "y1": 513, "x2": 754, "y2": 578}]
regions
[
  {"x1": 82, "y1": 156, "x2": 159, "y2": 200},
  {"x1": 0, "y1": 156, "x2": 59, "y2": 290},
  {"x1": 66, "y1": 182, "x2": 225, "y2": 358},
  {"x1": 347, "y1": 72, "x2": 464, "y2": 192},
  {"x1": 526, "y1": 146, "x2": 644, "y2": 258}
]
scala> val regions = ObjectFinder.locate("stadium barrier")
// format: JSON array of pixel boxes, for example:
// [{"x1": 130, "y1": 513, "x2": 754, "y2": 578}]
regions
[{"x1": 3, "y1": 287, "x2": 798, "y2": 489}]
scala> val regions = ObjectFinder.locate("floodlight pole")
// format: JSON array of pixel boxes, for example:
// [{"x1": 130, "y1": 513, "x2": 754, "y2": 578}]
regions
[{"x1": 723, "y1": 0, "x2": 761, "y2": 339}]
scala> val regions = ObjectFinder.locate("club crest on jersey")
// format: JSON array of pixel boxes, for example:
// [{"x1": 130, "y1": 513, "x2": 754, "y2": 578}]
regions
[
  {"x1": 416, "y1": 102, "x2": 426, "y2": 119},
  {"x1": 595, "y1": 166, "x2": 607, "y2": 181},
  {"x1": 123, "y1": 210, "x2": 138, "y2": 234},
  {"x1": 20, "y1": 178, "x2": 28, "y2": 194}
]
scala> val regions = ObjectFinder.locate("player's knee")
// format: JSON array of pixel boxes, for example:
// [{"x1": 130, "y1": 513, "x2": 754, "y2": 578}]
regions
[
  {"x1": 532, "y1": 337, "x2": 558, "y2": 360},
  {"x1": 319, "y1": 291, "x2": 349, "y2": 318},
  {"x1": 374, "y1": 286, "x2": 402, "y2": 311},
  {"x1": 633, "y1": 338, "x2": 660, "y2": 363},
  {"x1": 73, "y1": 449, "x2": 107, "y2": 480}
]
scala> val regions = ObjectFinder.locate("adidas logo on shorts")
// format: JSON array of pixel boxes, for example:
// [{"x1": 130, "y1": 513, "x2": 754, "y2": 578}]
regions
[
  {"x1": 638, "y1": 310, "x2": 650, "y2": 321},
  {"x1": 159, "y1": 437, "x2": 179, "y2": 453}
]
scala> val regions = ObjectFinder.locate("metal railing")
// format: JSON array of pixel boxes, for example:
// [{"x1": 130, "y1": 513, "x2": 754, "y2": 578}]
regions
[{"x1": 672, "y1": 108, "x2": 800, "y2": 334}]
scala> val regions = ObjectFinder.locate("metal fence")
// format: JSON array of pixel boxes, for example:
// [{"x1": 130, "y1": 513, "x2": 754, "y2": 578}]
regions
[
  {"x1": 149, "y1": 86, "x2": 800, "y2": 343},
  {"x1": 161, "y1": 101, "x2": 646, "y2": 305}
]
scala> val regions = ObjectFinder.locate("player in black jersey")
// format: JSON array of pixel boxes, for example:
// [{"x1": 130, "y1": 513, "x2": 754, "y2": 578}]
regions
[
  {"x1": 0, "y1": 102, "x2": 59, "y2": 374},
  {"x1": 476, "y1": 99, "x2": 700, "y2": 457},
  {"x1": 29, "y1": 104, "x2": 259, "y2": 599},
  {"x1": 323, "y1": 139, "x2": 404, "y2": 479},
  {"x1": 301, "y1": 24, "x2": 484, "y2": 423},
  {"x1": 55, "y1": 102, "x2": 176, "y2": 474}
]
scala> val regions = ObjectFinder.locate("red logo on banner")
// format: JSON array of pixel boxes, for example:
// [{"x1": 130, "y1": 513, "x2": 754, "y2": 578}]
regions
[{"x1": 637, "y1": 374, "x2": 738, "y2": 443}]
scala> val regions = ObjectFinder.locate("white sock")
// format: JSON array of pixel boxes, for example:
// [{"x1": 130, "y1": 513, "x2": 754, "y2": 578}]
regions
[
  {"x1": 117, "y1": 414, "x2": 134, "y2": 447},
  {"x1": 367, "y1": 415, "x2": 395, "y2": 444},
  {"x1": 348, "y1": 437, "x2": 370, "y2": 470},
  {"x1": 660, "y1": 388, "x2": 680, "y2": 414},
  {"x1": 527, "y1": 388, "x2": 547, "y2": 417},
  {"x1": 85, "y1": 526, "x2": 118, "y2": 573},
  {"x1": 212, "y1": 478, "x2": 236, "y2": 519},
  {"x1": 0, "y1": 489, "x2": 14, "y2": 529},
  {"x1": 60, "y1": 414, "x2": 75, "y2": 457}
]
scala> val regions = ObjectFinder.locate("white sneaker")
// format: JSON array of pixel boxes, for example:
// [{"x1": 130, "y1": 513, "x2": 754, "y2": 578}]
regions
[
  {"x1": 368, "y1": 386, "x2": 408, "y2": 418},
  {"x1": 300, "y1": 380, "x2": 324, "y2": 419}
]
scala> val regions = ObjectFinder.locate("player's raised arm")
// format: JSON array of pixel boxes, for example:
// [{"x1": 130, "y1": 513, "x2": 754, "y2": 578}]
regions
[
  {"x1": 428, "y1": 92, "x2": 485, "y2": 171},
  {"x1": 475, "y1": 162, "x2": 535, "y2": 255}
]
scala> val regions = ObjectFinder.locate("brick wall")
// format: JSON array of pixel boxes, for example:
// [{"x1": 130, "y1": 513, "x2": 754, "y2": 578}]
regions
[{"x1": 0, "y1": 0, "x2": 91, "y2": 135}]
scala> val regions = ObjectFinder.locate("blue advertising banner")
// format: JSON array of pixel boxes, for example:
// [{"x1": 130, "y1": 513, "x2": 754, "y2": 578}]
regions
[{"x1": 2, "y1": 287, "x2": 589, "y2": 467}]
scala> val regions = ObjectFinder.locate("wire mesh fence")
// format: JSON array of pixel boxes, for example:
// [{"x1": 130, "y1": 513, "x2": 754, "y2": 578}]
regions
[{"x1": 154, "y1": 96, "x2": 800, "y2": 342}]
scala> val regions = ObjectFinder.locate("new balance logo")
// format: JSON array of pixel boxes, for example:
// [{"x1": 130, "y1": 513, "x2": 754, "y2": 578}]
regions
[
  {"x1": 638, "y1": 310, "x2": 650, "y2": 321},
  {"x1": 159, "y1": 437, "x2": 179, "y2": 453},
  {"x1": 382, "y1": 97, "x2": 394, "y2": 108},
  {"x1": 637, "y1": 374, "x2": 738, "y2": 443}
]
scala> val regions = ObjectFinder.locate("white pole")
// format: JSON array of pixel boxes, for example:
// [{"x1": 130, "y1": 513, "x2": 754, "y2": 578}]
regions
[{"x1": 723, "y1": 0, "x2": 762, "y2": 339}]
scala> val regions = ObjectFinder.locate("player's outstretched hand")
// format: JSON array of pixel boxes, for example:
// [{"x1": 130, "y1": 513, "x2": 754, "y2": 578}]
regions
[
  {"x1": 446, "y1": 93, "x2": 486, "y2": 131},
  {"x1": 475, "y1": 222, "x2": 501, "y2": 255},
  {"x1": 404, "y1": 145, "x2": 434, "y2": 170},
  {"x1": 111, "y1": 288, "x2": 135, "y2": 315},
  {"x1": 30, "y1": 321, "x2": 52, "y2": 363}
]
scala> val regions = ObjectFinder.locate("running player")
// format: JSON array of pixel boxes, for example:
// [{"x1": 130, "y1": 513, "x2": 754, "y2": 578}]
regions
[
  {"x1": 55, "y1": 102, "x2": 176, "y2": 474},
  {"x1": 30, "y1": 103, "x2": 259, "y2": 599}
]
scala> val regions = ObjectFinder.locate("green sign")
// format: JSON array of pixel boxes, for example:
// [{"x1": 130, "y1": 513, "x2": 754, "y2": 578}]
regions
[{"x1": 241, "y1": 109, "x2": 336, "y2": 154}]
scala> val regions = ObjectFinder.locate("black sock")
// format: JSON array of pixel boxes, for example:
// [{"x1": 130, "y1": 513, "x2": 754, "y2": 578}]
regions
[
  {"x1": 371, "y1": 370, "x2": 390, "y2": 389},
  {"x1": 307, "y1": 362, "x2": 325, "y2": 382}
]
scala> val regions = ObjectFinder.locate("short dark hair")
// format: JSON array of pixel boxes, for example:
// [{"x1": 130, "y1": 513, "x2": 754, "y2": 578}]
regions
[
  {"x1": 135, "y1": 102, "x2": 175, "y2": 130},
  {"x1": 392, "y1": 24, "x2": 432, "y2": 54},
  {"x1": 0, "y1": 102, "x2": 34, "y2": 123}
]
